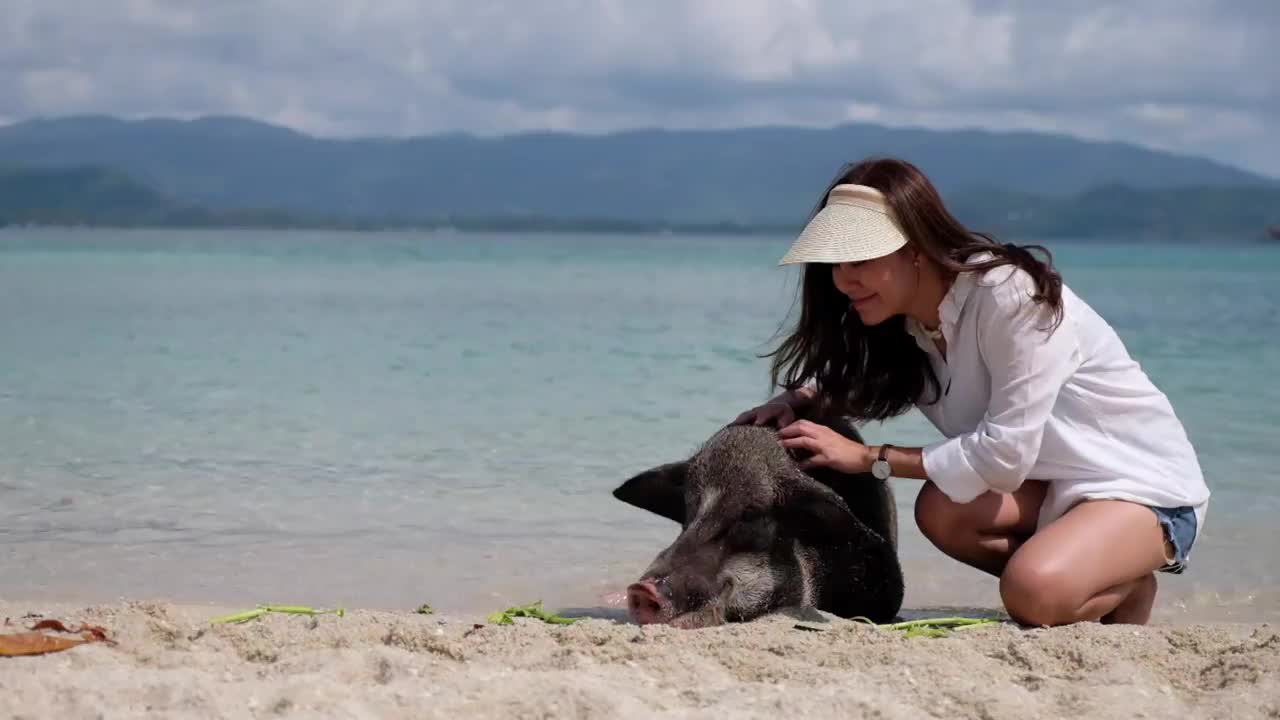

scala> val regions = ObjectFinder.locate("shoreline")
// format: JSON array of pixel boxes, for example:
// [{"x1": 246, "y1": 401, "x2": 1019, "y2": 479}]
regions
[
  {"x1": 5, "y1": 590, "x2": 1276, "y2": 626},
  {"x1": 2, "y1": 598, "x2": 1276, "y2": 719},
  {"x1": 6, "y1": 555, "x2": 1277, "y2": 627}
]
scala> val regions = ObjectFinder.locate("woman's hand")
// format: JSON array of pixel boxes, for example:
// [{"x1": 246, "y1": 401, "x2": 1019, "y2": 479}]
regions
[
  {"x1": 777, "y1": 420, "x2": 874, "y2": 474},
  {"x1": 732, "y1": 400, "x2": 796, "y2": 428}
]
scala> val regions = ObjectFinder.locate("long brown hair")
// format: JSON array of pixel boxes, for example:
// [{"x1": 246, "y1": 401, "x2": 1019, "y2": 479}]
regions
[{"x1": 766, "y1": 157, "x2": 1064, "y2": 421}]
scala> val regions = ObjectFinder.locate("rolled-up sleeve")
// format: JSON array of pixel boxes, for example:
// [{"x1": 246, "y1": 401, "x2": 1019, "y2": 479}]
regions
[{"x1": 922, "y1": 276, "x2": 1081, "y2": 503}]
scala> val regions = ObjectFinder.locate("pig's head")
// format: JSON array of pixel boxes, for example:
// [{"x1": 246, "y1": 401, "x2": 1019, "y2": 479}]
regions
[{"x1": 613, "y1": 423, "x2": 871, "y2": 629}]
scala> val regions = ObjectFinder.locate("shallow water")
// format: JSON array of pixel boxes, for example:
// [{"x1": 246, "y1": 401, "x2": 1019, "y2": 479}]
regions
[{"x1": 1, "y1": 228, "x2": 1277, "y2": 622}]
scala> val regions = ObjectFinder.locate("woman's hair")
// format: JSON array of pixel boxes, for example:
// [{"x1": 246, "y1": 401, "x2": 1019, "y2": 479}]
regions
[{"x1": 766, "y1": 156, "x2": 1064, "y2": 421}]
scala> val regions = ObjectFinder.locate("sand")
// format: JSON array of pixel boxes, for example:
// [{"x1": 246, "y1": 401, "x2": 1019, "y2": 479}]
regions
[{"x1": 1, "y1": 600, "x2": 1277, "y2": 719}]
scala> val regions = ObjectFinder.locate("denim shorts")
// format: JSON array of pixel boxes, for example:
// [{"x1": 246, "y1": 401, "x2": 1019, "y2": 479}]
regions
[{"x1": 1151, "y1": 505, "x2": 1198, "y2": 574}]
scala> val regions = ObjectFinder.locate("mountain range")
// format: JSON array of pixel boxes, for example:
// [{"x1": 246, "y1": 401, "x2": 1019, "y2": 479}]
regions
[{"x1": 1, "y1": 115, "x2": 1277, "y2": 239}]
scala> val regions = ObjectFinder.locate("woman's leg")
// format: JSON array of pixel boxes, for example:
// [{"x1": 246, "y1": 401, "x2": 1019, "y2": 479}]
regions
[
  {"x1": 997, "y1": 500, "x2": 1168, "y2": 627},
  {"x1": 914, "y1": 479, "x2": 1049, "y2": 577}
]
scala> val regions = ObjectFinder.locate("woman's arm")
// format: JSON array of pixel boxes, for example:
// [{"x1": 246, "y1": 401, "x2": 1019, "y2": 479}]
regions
[
  {"x1": 778, "y1": 423, "x2": 931, "y2": 478},
  {"x1": 870, "y1": 444, "x2": 929, "y2": 479}
]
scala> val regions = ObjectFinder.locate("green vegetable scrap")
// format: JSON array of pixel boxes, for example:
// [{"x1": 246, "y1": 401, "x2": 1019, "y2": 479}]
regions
[
  {"x1": 851, "y1": 616, "x2": 999, "y2": 638},
  {"x1": 486, "y1": 601, "x2": 577, "y2": 626},
  {"x1": 210, "y1": 604, "x2": 346, "y2": 625}
]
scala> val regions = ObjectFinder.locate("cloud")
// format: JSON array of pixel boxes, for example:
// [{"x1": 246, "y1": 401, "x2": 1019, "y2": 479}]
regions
[{"x1": 1, "y1": 0, "x2": 1276, "y2": 176}]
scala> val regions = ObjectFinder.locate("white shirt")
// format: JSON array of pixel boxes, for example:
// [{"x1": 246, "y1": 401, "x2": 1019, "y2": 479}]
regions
[{"x1": 910, "y1": 253, "x2": 1209, "y2": 533}]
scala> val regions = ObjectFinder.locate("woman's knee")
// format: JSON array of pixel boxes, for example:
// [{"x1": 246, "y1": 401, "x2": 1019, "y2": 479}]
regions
[{"x1": 999, "y1": 555, "x2": 1077, "y2": 627}]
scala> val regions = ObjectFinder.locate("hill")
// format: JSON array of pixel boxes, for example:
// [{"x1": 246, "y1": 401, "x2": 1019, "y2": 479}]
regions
[
  {"x1": 0, "y1": 115, "x2": 1273, "y2": 226},
  {"x1": 1, "y1": 162, "x2": 1276, "y2": 240},
  {"x1": 0, "y1": 165, "x2": 173, "y2": 224},
  {"x1": 0, "y1": 165, "x2": 318, "y2": 229}
]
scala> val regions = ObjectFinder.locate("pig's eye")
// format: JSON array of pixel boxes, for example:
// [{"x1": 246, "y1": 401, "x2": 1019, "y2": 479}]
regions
[
  {"x1": 736, "y1": 508, "x2": 774, "y2": 534},
  {"x1": 725, "y1": 508, "x2": 774, "y2": 549}
]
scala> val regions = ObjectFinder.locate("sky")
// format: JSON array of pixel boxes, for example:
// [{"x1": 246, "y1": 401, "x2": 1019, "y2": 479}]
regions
[{"x1": 2, "y1": 0, "x2": 1277, "y2": 177}]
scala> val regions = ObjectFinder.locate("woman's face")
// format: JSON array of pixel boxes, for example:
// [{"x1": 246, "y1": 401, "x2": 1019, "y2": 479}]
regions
[{"x1": 830, "y1": 247, "x2": 919, "y2": 326}]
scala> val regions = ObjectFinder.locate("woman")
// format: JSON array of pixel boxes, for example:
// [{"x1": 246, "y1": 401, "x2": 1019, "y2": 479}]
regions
[{"x1": 734, "y1": 157, "x2": 1209, "y2": 627}]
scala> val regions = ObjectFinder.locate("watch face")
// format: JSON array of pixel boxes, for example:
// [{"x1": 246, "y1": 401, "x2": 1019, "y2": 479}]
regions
[{"x1": 871, "y1": 460, "x2": 890, "y2": 480}]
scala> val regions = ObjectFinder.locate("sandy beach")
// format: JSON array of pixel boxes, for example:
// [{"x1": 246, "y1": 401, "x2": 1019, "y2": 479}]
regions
[{"x1": 1, "y1": 599, "x2": 1276, "y2": 719}]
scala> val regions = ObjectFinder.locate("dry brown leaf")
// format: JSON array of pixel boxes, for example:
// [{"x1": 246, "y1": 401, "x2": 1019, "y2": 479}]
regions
[
  {"x1": 0, "y1": 618, "x2": 115, "y2": 657},
  {"x1": 0, "y1": 632, "x2": 90, "y2": 657}
]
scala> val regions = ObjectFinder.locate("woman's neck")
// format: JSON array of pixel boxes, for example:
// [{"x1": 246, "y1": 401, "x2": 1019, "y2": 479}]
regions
[{"x1": 907, "y1": 261, "x2": 951, "y2": 331}]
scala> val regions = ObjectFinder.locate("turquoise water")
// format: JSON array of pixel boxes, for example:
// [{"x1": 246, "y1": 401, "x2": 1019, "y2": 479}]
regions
[{"x1": 2, "y1": 228, "x2": 1277, "y2": 621}]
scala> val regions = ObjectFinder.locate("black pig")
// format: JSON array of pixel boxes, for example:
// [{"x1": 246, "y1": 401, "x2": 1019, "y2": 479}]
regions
[{"x1": 613, "y1": 410, "x2": 904, "y2": 628}]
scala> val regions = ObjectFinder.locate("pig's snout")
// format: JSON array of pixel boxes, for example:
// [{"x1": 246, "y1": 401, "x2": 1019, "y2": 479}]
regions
[{"x1": 626, "y1": 579, "x2": 673, "y2": 625}]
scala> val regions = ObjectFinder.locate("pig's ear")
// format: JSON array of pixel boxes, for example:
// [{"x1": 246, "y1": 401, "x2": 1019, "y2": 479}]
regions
[
  {"x1": 782, "y1": 482, "x2": 864, "y2": 545},
  {"x1": 613, "y1": 462, "x2": 688, "y2": 524}
]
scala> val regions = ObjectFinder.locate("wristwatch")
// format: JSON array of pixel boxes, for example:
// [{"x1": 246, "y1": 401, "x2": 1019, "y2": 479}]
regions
[{"x1": 871, "y1": 444, "x2": 893, "y2": 480}]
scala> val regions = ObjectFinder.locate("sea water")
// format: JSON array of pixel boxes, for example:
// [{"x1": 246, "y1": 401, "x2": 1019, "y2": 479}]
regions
[{"x1": 1, "y1": 228, "x2": 1277, "y2": 621}]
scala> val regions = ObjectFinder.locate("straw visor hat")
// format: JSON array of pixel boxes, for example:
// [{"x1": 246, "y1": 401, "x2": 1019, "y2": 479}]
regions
[{"x1": 778, "y1": 184, "x2": 909, "y2": 265}]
